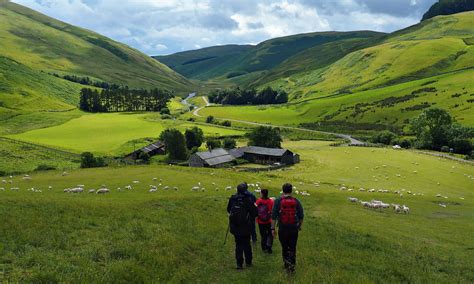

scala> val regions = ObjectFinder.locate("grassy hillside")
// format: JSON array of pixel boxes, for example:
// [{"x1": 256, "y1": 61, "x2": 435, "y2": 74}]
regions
[
  {"x1": 154, "y1": 45, "x2": 253, "y2": 80},
  {"x1": 0, "y1": 1, "x2": 192, "y2": 103},
  {"x1": 0, "y1": 141, "x2": 472, "y2": 282},
  {"x1": 201, "y1": 69, "x2": 474, "y2": 131},
  {"x1": 261, "y1": 12, "x2": 474, "y2": 101},
  {"x1": 156, "y1": 31, "x2": 384, "y2": 82}
]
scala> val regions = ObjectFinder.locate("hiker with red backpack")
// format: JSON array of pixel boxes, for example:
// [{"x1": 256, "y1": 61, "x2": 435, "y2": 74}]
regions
[
  {"x1": 271, "y1": 183, "x2": 304, "y2": 273},
  {"x1": 227, "y1": 183, "x2": 258, "y2": 270},
  {"x1": 256, "y1": 189, "x2": 274, "y2": 253}
]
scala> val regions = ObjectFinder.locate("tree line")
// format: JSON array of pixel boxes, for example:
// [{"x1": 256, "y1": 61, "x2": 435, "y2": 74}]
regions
[
  {"x1": 79, "y1": 87, "x2": 173, "y2": 113},
  {"x1": 52, "y1": 73, "x2": 120, "y2": 89},
  {"x1": 208, "y1": 86, "x2": 288, "y2": 105}
]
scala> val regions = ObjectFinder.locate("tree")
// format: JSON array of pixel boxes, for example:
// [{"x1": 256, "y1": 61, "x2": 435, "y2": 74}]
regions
[
  {"x1": 80, "y1": 152, "x2": 106, "y2": 168},
  {"x1": 221, "y1": 120, "x2": 232, "y2": 127},
  {"x1": 411, "y1": 108, "x2": 452, "y2": 150},
  {"x1": 160, "y1": 107, "x2": 170, "y2": 115},
  {"x1": 371, "y1": 130, "x2": 397, "y2": 145},
  {"x1": 223, "y1": 137, "x2": 237, "y2": 149},
  {"x1": 248, "y1": 126, "x2": 282, "y2": 148},
  {"x1": 159, "y1": 129, "x2": 188, "y2": 160},
  {"x1": 206, "y1": 139, "x2": 222, "y2": 150},
  {"x1": 185, "y1": 127, "x2": 204, "y2": 150},
  {"x1": 206, "y1": 116, "x2": 215, "y2": 124}
]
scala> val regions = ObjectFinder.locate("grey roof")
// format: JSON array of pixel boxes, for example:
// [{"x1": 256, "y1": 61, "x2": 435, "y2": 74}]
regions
[
  {"x1": 195, "y1": 148, "x2": 235, "y2": 166},
  {"x1": 230, "y1": 146, "x2": 291, "y2": 157},
  {"x1": 141, "y1": 141, "x2": 165, "y2": 153}
]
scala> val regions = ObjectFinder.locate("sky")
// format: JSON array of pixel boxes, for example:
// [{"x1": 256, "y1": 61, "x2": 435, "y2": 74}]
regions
[{"x1": 12, "y1": 0, "x2": 437, "y2": 55}]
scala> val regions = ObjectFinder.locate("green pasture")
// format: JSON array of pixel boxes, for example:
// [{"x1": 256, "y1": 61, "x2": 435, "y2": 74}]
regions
[
  {"x1": 201, "y1": 70, "x2": 474, "y2": 131},
  {"x1": 8, "y1": 113, "x2": 244, "y2": 155},
  {"x1": 0, "y1": 141, "x2": 472, "y2": 282}
]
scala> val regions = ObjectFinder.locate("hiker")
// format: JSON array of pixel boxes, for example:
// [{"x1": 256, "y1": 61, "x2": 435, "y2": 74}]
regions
[
  {"x1": 256, "y1": 189, "x2": 274, "y2": 253},
  {"x1": 227, "y1": 183, "x2": 258, "y2": 269},
  {"x1": 241, "y1": 183, "x2": 258, "y2": 243},
  {"x1": 272, "y1": 183, "x2": 304, "y2": 273}
]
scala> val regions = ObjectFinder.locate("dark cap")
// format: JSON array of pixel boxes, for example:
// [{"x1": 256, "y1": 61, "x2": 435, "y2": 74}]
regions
[
  {"x1": 237, "y1": 182, "x2": 248, "y2": 193},
  {"x1": 282, "y1": 183, "x2": 293, "y2": 194}
]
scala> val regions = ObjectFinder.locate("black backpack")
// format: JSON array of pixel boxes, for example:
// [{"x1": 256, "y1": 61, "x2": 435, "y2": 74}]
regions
[{"x1": 229, "y1": 194, "x2": 250, "y2": 226}]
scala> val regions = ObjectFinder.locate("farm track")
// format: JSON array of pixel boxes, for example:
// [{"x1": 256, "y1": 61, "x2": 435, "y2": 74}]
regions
[{"x1": 187, "y1": 96, "x2": 365, "y2": 145}]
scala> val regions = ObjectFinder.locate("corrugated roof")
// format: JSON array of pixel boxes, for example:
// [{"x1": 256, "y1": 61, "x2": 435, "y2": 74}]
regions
[
  {"x1": 141, "y1": 141, "x2": 165, "y2": 153},
  {"x1": 231, "y1": 146, "x2": 291, "y2": 157},
  {"x1": 205, "y1": 155, "x2": 235, "y2": 166},
  {"x1": 196, "y1": 148, "x2": 229, "y2": 160}
]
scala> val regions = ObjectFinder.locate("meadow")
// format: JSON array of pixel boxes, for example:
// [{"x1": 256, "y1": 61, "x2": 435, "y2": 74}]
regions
[
  {"x1": 8, "y1": 113, "x2": 244, "y2": 155},
  {"x1": 200, "y1": 70, "x2": 474, "y2": 132},
  {"x1": 0, "y1": 141, "x2": 472, "y2": 282}
]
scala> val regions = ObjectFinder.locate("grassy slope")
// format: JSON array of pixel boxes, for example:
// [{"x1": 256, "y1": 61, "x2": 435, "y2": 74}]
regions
[
  {"x1": 156, "y1": 31, "x2": 384, "y2": 82},
  {"x1": 8, "y1": 113, "x2": 244, "y2": 155},
  {"x1": 263, "y1": 12, "x2": 474, "y2": 100},
  {"x1": 0, "y1": 1, "x2": 191, "y2": 93},
  {"x1": 0, "y1": 141, "x2": 472, "y2": 282},
  {"x1": 200, "y1": 69, "x2": 474, "y2": 130}
]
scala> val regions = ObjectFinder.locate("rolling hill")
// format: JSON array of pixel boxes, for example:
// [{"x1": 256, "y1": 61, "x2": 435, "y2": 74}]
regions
[
  {"x1": 422, "y1": 0, "x2": 474, "y2": 20},
  {"x1": 0, "y1": 1, "x2": 192, "y2": 111},
  {"x1": 155, "y1": 31, "x2": 384, "y2": 82}
]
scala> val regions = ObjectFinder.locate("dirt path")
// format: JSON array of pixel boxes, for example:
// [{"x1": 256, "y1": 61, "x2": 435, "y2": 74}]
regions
[{"x1": 192, "y1": 104, "x2": 365, "y2": 145}]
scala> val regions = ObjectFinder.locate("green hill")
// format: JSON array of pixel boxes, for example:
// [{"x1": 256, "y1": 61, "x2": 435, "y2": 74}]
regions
[
  {"x1": 156, "y1": 31, "x2": 384, "y2": 82},
  {"x1": 261, "y1": 12, "x2": 474, "y2": 100},
  {"x1": 422, "y1": 0, "x2": 474, "y2": 20},
  {"x1": 0, "y1": 1, "x2": 192, "y2": 107}
]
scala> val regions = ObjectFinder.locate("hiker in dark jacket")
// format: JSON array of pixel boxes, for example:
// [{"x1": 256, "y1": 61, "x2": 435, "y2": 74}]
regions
[
  {"x1": 272, "y1": 183, "x2": 304, "y2": 273},
  {"x1": 227, "y1": 183, "x2": 258, "y2": 269},
  {"x1": 242, "y1": 185, "x2": 258, "y2": 243}
]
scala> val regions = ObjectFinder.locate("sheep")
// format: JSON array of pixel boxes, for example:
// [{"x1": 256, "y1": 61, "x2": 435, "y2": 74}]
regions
[
  {"x1": 163, "y1": 186, "x2": 170, "y2": 190},
  {"x1": 61, "y1": 171, "x2": 68, "y2": 176},
  {"x1": 460, "y1": 197, "x2": 465, "y2": 200},
  {"x1": 89, "y1": 189, "x2": 96, "y2": 193},
  {"x1": 48, "y1": 186, "x2": 53, "y2": 190},
  {"x1": 380, "y1": 203, "x2": 390, "y2": 209},
  {"x1": 254, "y1": 189, "x2": 261, "y2": 193},
  {"x1": 64, "y1": 188, "x2": 71, "y2": 193},
  {"x1": 149, "y1": 188, "x2": 158, "y2": 193},
  {"x1": 225, "y1": 186, "x2": 232, "y2": 191},
  {"x1": 191, "y1": 186, "x2": 200, "y2": 192},
  {"x1": 0, "y1": 187, "x2": 5, "y2": 191},
  {"x1": 368, "y1": 189, "x2": 375, "y2": 193},
  {"x1": 359, "y1": 188, "x2": 366, "y2": 192},
  {"x1": 153, "y1": 178, "x2": 158, "y2": 181},
  {"x1": 436, "y1": 194, "x2": 442, "y2": 197},
  {"x1": 96, "y1": 188, "x2": 110, "y2": 194},
  {"x1": 402, "y1": 205, "x2": 410, "y2": 214},
  {"x1": 70, "y1": 187, "x2": 84, "y2": 193},
  {"x1": 340, "y1": 186, "x2": 347, "y2": 191},
  {"x1": 360, "y1": 201, "x2": 370, "y2": 207},
  {"x1": 132, "y1": 180, "x2": 140, "y2": 184},
  {"x1": 125, "y1": 185, "x2": 132, "y2": 190},
  {"x1": 300, "y1": 191, "x2": 310, "y2": 196},
  {"x1": 173, "y1": 187, "x2": 179, "y2": 191},
  {"x1": 348, "y1": 188, "x2": 354, "y2": 192},
  {"x1": 439, "y1": 203, "x2": 447, "y2": 208},
  {"x1": 1, "y1": 180, "x2": 6, "y2": 184},
  {"x1": 348, "y1": 197, "x2": 358, "y2": 203}
]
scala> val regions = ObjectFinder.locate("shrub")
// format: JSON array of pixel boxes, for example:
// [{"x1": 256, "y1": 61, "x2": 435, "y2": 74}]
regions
[
  {"x1": 80, "y1": 152, "x2": 107, "y2": 168},
  {"x1": 223, "y1": 137, "x2": 237, "y2": 149},
  {"x1": 160, "y1": 107, "x2": 170, "y2": 115},
  {"x1": 159, "y1": 129, "x2": 188, "y2": 160},
  {"x1": 161, "y1": 114, "x2": 172, "y2": 120},
  {"x1": 221, "y1": 120, "x2": 232, "y2": 127},
  {"x1": 371, "y1": 131, "x2": 397, "y2": 145},
  {"x1": 35, "y1": 164, "x2": 57, "y2": 171},
  {"x1": 206, "y1": 116, "x2": 215, "y2": 124},
  {"x1": 248, "y1": 126, "x2": 282, "y2": 148},
  {"x1": 206, "y1": 139, "x2": 222, "y2": 150},
  {"x1": 185, "y1": 127, "x2": 204, "y2": 150}
]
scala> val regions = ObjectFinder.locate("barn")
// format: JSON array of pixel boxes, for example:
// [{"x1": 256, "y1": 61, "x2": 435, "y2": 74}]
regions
[
  {"x1": 189, "y1": 148, "x2": 236, "y2": 168},
  {"x1": 229, "y1": 146, "x2": 300, "y2": 165},
  {"x1": 125, "y1": 141, "x2": 165, "y2": 160}
]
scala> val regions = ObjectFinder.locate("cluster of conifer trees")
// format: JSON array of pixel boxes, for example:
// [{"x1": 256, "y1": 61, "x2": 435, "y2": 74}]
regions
[
  {"x1": 208, "y1": 86, "x2": 288, "y2": 105},
  {"x1": 79, "y1": 87, "x2": 173, "y2": 112}
]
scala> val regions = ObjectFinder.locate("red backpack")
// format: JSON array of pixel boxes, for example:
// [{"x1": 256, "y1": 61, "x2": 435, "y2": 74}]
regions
[
  {"x1": 279, "y1": 196, "x2": 297, "y2": 225},
  {"x1": 257, "y1": 201, "x2": 271, "y2": 222}
]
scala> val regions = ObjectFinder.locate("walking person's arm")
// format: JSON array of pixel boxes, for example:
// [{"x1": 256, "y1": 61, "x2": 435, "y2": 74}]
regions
[
  {"x1": 296, "y1": 199, "x2": 304, "y2": 231},
  {"x1": 271, "y1": 198, "x2": 280, "y2": 237}
]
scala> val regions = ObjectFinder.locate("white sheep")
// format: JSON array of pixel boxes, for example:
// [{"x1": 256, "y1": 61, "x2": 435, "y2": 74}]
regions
[
  {"x1": 70, "y1": 187, "x2": 84, "y2": 193},
  {"x1": 96, "y1": 188, "x2": 110, "y2": 194},
  {"x1": 173, "y1": 187, "x2": 179, "y2": 191},
  {"x1": 439, "y1": 203, "x2": 447, "y2": 208},
  {"x1": 163, "y1": 186, "x2": 170, "y2": 190},
  {"x1": 125, "y1": 185, "x2": 132, "y2": 190},
  {"x1": 225, "y1": 186, "x2": 232, "y2": 191},
  {"x1": 132, "y1": 180, "x2": 140, "y2": 184},
  {"x1": 149, "y1": 188, "x2": 158, "y2": 193},
  {"x1": 191, "y1": 186, "x2": 200, "y2": 191},
  {"x1": 402, "y1": 205, "x2": 410, "y2": 214},
  {"x1": 348, "y1": 197, "x2": 358, "y2": 203},
  {"x1": 89, "y1": 189, "x2": 96, "y2": 193}
]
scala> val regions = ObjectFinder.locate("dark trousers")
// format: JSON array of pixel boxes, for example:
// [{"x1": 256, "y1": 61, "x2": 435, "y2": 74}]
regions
[
  {"x1": 278, "y1": 228, "x2": 299, "y2": 269},
  {"x1": 258, "y1": 223, "x2": 273, "y2": 251},
  {"x1": 234, "y1": 235, "x2": 252, "y2": 267},
  {"x1": 250, "y1": 218, "x2": 257, "y2": 242}
]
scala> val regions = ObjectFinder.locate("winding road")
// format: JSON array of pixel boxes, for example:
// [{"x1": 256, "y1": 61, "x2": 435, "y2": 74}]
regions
[{"x1": 183, "y1": 94, "x2": 365, "y2": 145}]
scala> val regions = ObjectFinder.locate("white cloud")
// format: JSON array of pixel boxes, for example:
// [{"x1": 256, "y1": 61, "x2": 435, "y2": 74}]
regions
[{"x1": 12, "y1": 0, "x2": 437, "y2": 55}]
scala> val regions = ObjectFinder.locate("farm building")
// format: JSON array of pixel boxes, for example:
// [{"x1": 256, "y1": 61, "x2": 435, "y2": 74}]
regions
[
  {"x1": 229, "y1": 146, "x2": 300, "y2": 165},
  {"x1": 189, "y1": 148, "x2": 236, "y2": 168},
  {"x1": 125, "y1": 141, "x2": 165, "y2": 160}
]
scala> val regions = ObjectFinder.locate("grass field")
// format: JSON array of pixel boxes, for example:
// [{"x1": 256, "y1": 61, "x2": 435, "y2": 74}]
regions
[
  {"x1": 0, "y1": 141, "x2": 472, "y2": 282},
  {"x1": 0, "y1": 138, "x2": 79, "y2": 174},
  {"x1": 200, "y1": 70, "x2": 474, "y2": 132},
  {"x1": 8, "y1": 113, "x2": 244, "y2": 155}
]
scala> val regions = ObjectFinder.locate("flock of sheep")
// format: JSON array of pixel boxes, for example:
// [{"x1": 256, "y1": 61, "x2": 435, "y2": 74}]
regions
[{"x1": 348, "y1": 197, "x2": 410, "y2": 214}]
